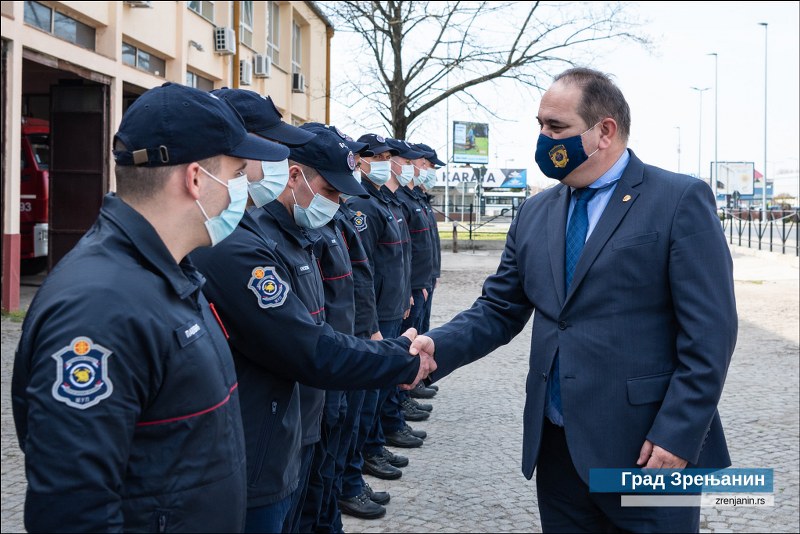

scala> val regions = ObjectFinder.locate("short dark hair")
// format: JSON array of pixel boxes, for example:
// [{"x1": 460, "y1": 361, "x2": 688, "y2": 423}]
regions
[
  {"x1": 115, "y1": 139, "x2": 220, "y2": 202},
  {"x1": 554, "y1": 68, "x2": 631, "y2": 142},
  {"x1": 288, "y1": 160, "x2": 319, "y2": 182}
]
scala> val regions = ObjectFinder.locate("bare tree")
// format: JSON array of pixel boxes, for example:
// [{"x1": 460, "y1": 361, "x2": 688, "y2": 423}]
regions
[{"x1": 320, "y1": 1, "x2": 650, "y2": 139}]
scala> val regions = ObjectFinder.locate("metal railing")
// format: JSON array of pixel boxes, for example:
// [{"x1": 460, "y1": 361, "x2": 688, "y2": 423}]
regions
[{"x1": 719, "y1": 208, "x2": 799, "y2": 256}]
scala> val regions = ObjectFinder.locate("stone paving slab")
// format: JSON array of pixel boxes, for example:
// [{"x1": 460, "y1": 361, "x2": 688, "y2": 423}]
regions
[{"x1": 2, "y1": 245, "x2": 798, "y2": 533}]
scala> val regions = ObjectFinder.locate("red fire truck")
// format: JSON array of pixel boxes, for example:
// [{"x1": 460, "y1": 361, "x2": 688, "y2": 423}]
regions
[{"x1": 20, "y1": 117, "x2": 49, "y2": 273}]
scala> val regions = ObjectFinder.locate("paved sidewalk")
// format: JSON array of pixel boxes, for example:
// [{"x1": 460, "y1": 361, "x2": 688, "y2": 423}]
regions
[{"x1": 2, "y1": 245, "x2": 798, "y2": 533}]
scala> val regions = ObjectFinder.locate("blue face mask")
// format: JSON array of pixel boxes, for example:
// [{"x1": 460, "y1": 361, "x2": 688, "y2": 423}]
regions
[
  {"x1": 426, "y1": 168, "x2": 438, "y2": 188},
  {"x1": 365, "y1": 160, "x2": 391, "y2": 186},
  {"x1": 292, "y1": 171, "x2": 340, "y2": 229},
  {"x1": 196, "y1": 167, "x2": 248, "y2": 246},
  {"x1": 248, "y1": 159, "x2": 289, "y2": 208},
  {"x1": 396, "y1": 164, "x2": 415, "y2": 186},
  {"x1": 534, "y1": 122, "x2": 600, "y2": 181}
]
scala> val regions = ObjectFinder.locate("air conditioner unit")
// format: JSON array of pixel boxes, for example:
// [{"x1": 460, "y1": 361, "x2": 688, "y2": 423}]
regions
[
  {"x1": 292, "y1": 73, "x2": 305, "y2": 93},
  {"x1": 254, "y1": 54, "x2": 272, "y2": 78},
  {"x1": 214, "y1": 27, "x2": 236, "y2": 55},
  {"x1": 240, "y1": 59, "x2": 253, "y2": 86},
  {"x1": 124, "y1": 0, "x2": 153, "y2": 7}
]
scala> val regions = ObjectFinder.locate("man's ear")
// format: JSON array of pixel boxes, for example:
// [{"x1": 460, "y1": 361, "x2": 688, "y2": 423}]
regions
[
  {"x1": 184, "y1": 163, "x2": 203, "y2": 200},
  {"x1": 286, "y1": 164, "x2": 303, "y2": 190},
  {"x1": 598, "y1": 118, "x2": 618, "y2": 149}
]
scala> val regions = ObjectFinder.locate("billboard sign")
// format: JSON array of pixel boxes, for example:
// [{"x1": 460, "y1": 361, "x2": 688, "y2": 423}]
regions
[
  {"x1": 717, "y1": 162, "x2": 754, "y2": 196},
  {"x1": 452, "y1": 121, "x2": 489, "y2": 164},
  {"x1": 434, "y1": 167, "x2": 526, "y2": 189}
]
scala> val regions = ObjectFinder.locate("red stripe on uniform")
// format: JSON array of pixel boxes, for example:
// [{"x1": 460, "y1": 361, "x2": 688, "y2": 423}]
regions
[{"x1": 136, "y1": 383, "x2": 239, "y2": 427}]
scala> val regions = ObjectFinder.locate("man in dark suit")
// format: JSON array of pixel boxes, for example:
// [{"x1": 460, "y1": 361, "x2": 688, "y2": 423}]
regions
[{"x1": 410, "y1": 67, "x2": 737, "y2": 532}]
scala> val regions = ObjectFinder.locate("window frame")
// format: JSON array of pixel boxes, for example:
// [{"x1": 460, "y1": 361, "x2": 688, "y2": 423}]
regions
[
  {"x1": 291, "y1": 20, "x2": 301, "y2": 75},
  {"x1": 187, "y1": 0, "x2": 214, "y2": 22},
  {"x1": 267, "y1": 1, "x2": 280, "y2": 66},
  {"x1": 240, "y1": 0, "x2": 254, "y2": 49},
  {"x1": 23, "y1": 1, "x2": 96, "y2": 51},
  {"x1": 122, "y1": 41, "x2": 166, "y2": 78}
]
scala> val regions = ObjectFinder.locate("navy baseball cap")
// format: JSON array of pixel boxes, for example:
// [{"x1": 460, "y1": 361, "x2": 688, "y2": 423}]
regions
[
  {"x1": 412, "y1": 143, "x2": 446, "y2": 166},
  {"x1": 211, "y1": 88, "x2": 316, "y2": 147},
  {"x1": 357, "y1": 133, "x2": 399, "y2": 157},
  {"x1": 289, "y1": 128, "x2": 368, "y2": 197},
  {"x1": 386, "y1": 138, "x2": 426, "y2": 159},
  {"x1": 302, "y1": 122, "x2": 369, "y2": 154},
  {"x1": 114, "y1": 83, "x2": 288, "y2": 166}
]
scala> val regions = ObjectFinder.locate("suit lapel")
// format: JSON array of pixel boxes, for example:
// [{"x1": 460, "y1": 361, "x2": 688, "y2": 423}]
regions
[
  {"x1": 565, "y1": 151, "x2": 645, "y2": 304},
  {"x1": 547, "y1": 184, "x2": 570, "y2": 307}
]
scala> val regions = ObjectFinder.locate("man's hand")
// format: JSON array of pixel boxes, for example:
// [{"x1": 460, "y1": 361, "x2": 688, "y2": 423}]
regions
[
  {"x1": 422, "y1": 288, "x2": 429, "y2": 301},
  {"x1": 637, "y1": 440, "x2": 688, "y2": 469},
  {"x1": 403, "y1": 308, "x2": 411, "y2": 320},
  {"x1": 399, "y1": 332, "x2": 437, "y2": 390},
  {"x1": 370, "y1": 331, "x2": 383, "y2": 341}
]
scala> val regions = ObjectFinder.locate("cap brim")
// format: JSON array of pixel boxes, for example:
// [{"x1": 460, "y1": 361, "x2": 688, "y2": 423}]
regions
[
  {"x1": 362, "y1": 144, "x2": 399, "y2": 157},
  {"x1": 430, "y1": 156, "x2": 446, "y2": 166},
  {"x1": 396, "y1": 148, "x2": 427, "y2": 159},
  {"x1": 345, "y1": 140, "x2": 369, "y2": 153},
  {"x1": 254, "y1": 122, "x2": 317, "y2": 147},
  {"x1": 319, "y1": 170, "x2": 369, "y2": 198},
  {"x1": 227, "y1": 133, "x2": 290, "y2": 161}
]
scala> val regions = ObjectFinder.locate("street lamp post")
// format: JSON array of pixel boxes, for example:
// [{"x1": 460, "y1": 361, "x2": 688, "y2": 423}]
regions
[
  {"x1": 690, "y1": 86, "x2": 710, "y2": 182},
  {"x1": 758, "y1": 22, "x2": 768, "y2": 214},
  {"x1": 708, "y1": 52, "x2": 718, "y2": 195}
]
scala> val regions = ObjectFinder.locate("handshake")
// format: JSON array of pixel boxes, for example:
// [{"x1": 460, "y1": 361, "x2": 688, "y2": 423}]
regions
[{"x1": 398, "y1": 328, "x2": 437, "y2": 390}]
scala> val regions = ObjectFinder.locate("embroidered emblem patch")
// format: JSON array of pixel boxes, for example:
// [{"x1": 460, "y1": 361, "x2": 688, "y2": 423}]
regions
[
  {"x1": 248, "y1": 266, "x2": 289, "y2": 309},
  {"x1": 376, "y1": 135, "x2": 385, "y2": 143},
  {"x1": 353, "y1": 211, "x2": 368, "y2": 232},
  {"x1": 51, "y1": 337, "x2": 113, "y2": 410},
  {"x1": 346, "y1": 151, "x2": 356, "y2": 170},
  {"x1": 549, "y1": 144, "x2": 569, "y2": 168}
]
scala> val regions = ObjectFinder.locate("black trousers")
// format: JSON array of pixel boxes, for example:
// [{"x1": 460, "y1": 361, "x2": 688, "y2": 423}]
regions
[{"x1": 536, "y1": 420, "x2": 700, "y2": 533}]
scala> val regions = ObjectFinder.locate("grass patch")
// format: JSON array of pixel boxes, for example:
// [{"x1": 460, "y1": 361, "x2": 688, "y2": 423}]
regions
[
  {"x1": 2, "y1": 309, "x2": 27, "y2": 322},
  {"x1": 439, "y1": 231, "x2": 507, "y2": 241}
]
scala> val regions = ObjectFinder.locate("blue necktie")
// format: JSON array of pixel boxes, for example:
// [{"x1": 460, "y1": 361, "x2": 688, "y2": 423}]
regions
[{"x1": 547, "y1": 187, "x2": 598, "y2": 426}]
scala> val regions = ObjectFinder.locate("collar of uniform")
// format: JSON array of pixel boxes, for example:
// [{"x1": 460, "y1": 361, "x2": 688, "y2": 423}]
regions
[
  {"x1": 262, "y1": 198, "x2": 315, "y2": 249},
  {"x1": 382, "y1": 187, "x2": 403, "y2": 206},
  {"x1": 100, "y1": 193, "x2": 200, "y2": 299},
  {"x1": 361, "y1": 179, "x2": 384, "y2": 199}
]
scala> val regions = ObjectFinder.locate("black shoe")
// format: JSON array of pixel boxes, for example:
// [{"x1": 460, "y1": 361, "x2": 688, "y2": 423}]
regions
[
  {"x1": 402, "y1": 404, "x2": 430, "y2": 422},
  {"x1": 385, "y1": 427, "x2": 424, "y2": 448},
  {"x1": 363, "y1": 453, "x2": 403, "y2": 480},
  {"x1": 339, "y1": 491, "x2": 386, "y2": 519},
  {"x1": 404, "y1": 397, "x2": 433, "y2": 412},
  {"x1": 409, "y1": 381, "x2": 437, "y2": 399},
  {"x1": 364, "y1": 482, "x2": 391, "y2": 505},
  {"x1": 404, "y1": 423, "x2": 427, "y2": 440},
  {"x1": 428, "y1": 383, "x2": 439, "y2": 392},
  {"x1": 380, "y1": 446, "x2": 409, "y2": 467}
]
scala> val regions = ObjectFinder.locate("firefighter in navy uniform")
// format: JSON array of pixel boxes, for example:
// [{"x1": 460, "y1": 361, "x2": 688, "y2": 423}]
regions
[
  {"x1": 190, "y1": 115, "x2": 435, "y2": 533},
  {"x1": 11, "y1": 83, "x2": 288, "y2": 533}
]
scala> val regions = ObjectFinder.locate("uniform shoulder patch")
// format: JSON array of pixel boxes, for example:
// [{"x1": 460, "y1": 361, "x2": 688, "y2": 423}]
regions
[
  {"x1": 248, "y1": 266, "x2": 290, "y2": 309},
  {"x1": 51, "y1": 337, "x2": 113, "y2": 410},
  {"x1": 352, "y1": 211, "x2": 368, "y2": 232}
]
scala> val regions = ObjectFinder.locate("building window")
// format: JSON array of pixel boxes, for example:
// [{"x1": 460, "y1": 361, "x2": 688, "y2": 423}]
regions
[
  {"x1": 267, "y1": 1, "x2": 280, "y2": 66},
  {"x1": 187, "y1": 1, "x2": 214, "y2": 22},
  {"x1": 240, "y1": 0, "x2": 253, "y2": 48},
  {"x1": 186, "y1": 71, "x2": 214, "y2": 91},
  {"x1": 291, "y1": 20, "x2": 301, "y2": 74},
  {"x1": 24, "y1": 1, "x2": 96, "y2": 51},
  {"x1": 122, "y1": 42, "x2": 166, "y2": 77}
]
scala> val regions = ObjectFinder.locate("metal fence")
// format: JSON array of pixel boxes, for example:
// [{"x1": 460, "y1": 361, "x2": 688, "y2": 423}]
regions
[
  {"x1": 429, "y1": 204, "x2": 799, "y2": 257},
  {"x1": 719, "y1": 208, "x2": 799, "y2": 256}
]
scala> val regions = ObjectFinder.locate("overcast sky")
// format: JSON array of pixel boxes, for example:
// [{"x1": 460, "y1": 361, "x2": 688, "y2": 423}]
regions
[{"x1": 328, "y1": 1, "x2": 799, "y2": 196}]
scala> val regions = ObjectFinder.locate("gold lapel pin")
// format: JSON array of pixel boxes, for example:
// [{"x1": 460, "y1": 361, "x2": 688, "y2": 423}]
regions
[{"x1": 622, "y1": 195, "x2": 631, "y2": 202}]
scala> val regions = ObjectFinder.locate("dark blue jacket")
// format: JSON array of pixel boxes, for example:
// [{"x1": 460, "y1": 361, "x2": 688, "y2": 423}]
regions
[
  {"x1": 427, "y1": 151, "x2": 736, "y2": 481},
  {"x1": 191, "y1": 199, "x2": 422, "y2": 507},
  {"x1": 418, "y1": 188, "x2": 442, "y2": 283},
  {"x1": 345, "y1": 181, "x2": 407, "y2": 323},
  {"x1": 12, "y1": 194, "x2": 247, "y2": 533},
  {"x1": 384, "y1": 187, "x2": 413, "y2": 311},
  {"x1": 312, "y1": 215, "x2": 355, "y2": 336},
  {"x1": 396, "y1": 186, "x2": 434, "y2": 290},
  {"x1": 335, "y1": 204, "x2": 379, "y2": 338}
]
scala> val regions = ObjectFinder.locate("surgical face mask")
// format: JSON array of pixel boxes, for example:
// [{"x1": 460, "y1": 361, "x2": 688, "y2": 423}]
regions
[
  {"x1": 365, "y1": 160, "x2": 391, "y2": 186},
  {"x1": 248, "y1": 159, "x2": 290, "y2": 208},
  {"x1": 196, "y1": 166, "x2": 248, "y2": 246},
  {"x1": 292, "y1": 171, "x2": 340, "y2": 229},
  {"x1": 534, "y1": 122, "x2": 600, "y2": 181},
  {"x1": 352, "y1": 169, "x2": 362, "y2": 183},
  {"x1": 426, "y1": 168, "x2": 438, "y2": 188},
  {"x1": 396, "y1": 164, "x2": 415, "y2": 186}
]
